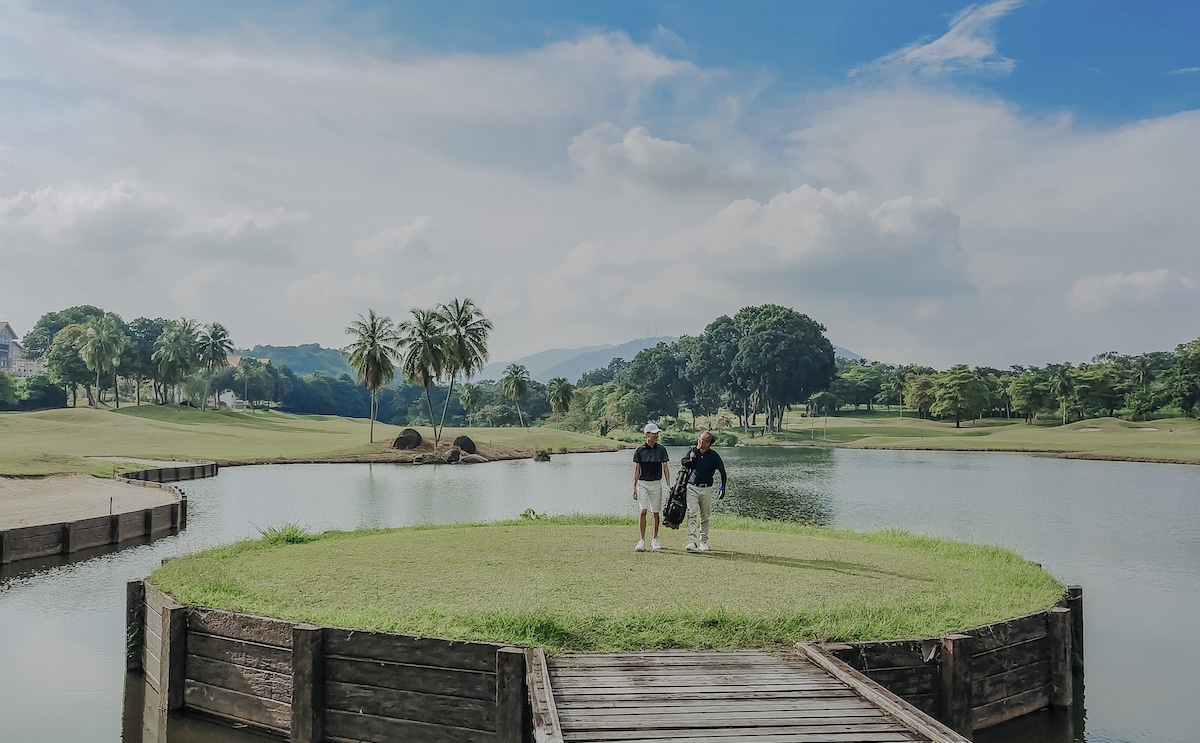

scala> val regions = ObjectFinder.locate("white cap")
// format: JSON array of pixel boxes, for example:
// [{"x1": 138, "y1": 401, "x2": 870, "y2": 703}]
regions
[{"x1": 643, "y1": 422, "x2": 661, "y2": 434}]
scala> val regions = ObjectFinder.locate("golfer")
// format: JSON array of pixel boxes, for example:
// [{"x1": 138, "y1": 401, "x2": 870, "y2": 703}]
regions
[
  {"x1": 632, "y1": 422, "x2": 670, "y2": 551},
  {"x1": 683, "y1": 430, "x2": 726, "y2": 552}
]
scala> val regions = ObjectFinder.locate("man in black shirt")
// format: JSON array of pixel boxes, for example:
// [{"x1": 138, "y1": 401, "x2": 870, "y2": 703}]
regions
[
  {"x1": 632, "y1": 422, "x2": 670, "y2": 551},
  {"x1": 682, "y1": 430, "x2": 727, "y2": 552}
]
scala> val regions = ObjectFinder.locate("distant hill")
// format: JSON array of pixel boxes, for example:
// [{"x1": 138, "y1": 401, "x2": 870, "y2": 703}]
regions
[
  {"x1": 477, "y1": 337, "x2": 676, "y2": 383},
  {"x1": 239, "y1": 344, "x2": 352, "y2": 377},
  {"x1": 834, "y1": 346, "x2": 863, "y2": 361}
]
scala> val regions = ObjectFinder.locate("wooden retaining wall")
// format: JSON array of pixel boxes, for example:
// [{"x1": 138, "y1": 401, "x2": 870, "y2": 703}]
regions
[
  {"x1": 128, "y1": 581, "x2": 528, "y2": 742},
  {"x1": 0, "y1": 461, "x2": 215, "y2": 565},
  {"x1": 825, "y1": 585, "x2": 1084, "y2": 739}
]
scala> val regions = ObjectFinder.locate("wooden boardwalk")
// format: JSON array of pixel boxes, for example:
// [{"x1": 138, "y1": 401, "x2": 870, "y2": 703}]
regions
[{"x1": 530, "y1": 645, "x2": 968, "y2": 743}]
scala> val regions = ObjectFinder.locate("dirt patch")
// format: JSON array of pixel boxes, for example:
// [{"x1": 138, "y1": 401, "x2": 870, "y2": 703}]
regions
[{"x1": 0, "y1": 474, "x2": 176, "y2": 529}]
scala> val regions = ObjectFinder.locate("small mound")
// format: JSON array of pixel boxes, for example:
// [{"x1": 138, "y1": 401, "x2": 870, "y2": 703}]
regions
[
  {"x1": 1135, "y1": 427, "x2": 1159, "y2": 432},
  {"x1": 150, "y1": 516, "x2": 1063, "y2": 654},
  {"x1": 1075, "y1": 427, "x2": 1101, "y2": 432}
]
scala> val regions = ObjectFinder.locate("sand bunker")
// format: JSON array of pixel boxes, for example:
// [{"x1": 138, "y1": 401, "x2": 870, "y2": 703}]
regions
[
  {"x1": 1135, "y1": 427, "x2": 1159, "y2": 432},
  {"x1": 1075, "y1": 427, "x2": 1102, "y2": 432},
  {"x1": 0, "y1": 474, "x2": 176, "y2": 530}
]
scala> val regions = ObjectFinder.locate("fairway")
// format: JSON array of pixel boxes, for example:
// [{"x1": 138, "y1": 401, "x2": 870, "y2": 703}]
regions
[
  {"x1": 0, "y1": 406, "x2": 620, "y2": 476},
  {"x1": 774, "y1": 413, "x2": 1200, "y2": 463},
  {"x1": 149, "y1": 515, "x2": 1064, "y2": 654}
]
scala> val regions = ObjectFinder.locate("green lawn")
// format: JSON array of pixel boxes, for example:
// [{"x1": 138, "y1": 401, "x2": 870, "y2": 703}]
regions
[
  {"x1": 0, "y1": 406, "x2": 618, "y2": 476},
  {"x1": 765, "y1": 413, "x2": 1200, "y2": 462},
  {"x1": 150, "y1": 515, "x2": 1064, "y2": 654}
]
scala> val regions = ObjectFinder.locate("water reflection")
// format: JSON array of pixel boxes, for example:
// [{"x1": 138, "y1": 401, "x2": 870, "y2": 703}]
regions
[
  {"x1": 713, "y1": 446, "x2": 836, "y2": 524},
  {"x1": 2, "y1": 448, "x2": 1198, "y2": 741}
]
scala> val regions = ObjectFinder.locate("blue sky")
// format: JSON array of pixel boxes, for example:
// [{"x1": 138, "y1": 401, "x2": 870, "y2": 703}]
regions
[{"x1": 1, "y1": 0, "x2": 1198, "y2": 367}]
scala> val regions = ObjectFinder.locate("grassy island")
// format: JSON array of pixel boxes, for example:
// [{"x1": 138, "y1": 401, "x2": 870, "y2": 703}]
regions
[{"x1": 149, "y1": 515, "x2": 1063, "y2": 654}]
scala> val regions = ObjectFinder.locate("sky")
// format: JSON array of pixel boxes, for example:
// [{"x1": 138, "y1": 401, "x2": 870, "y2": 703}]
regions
[{"x1": 1, "y1": 0, "x2": 1198, "y2": 369}]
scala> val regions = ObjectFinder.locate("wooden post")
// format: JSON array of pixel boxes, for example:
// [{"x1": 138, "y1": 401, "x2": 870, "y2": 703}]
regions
[
  {"x1": 525, "y1": 647, "x2": 565, "y2": 743},
  {"x1": 291, "y1": 624, "x2": 325, "y2": 743},
  {"x1": 143, "y1": 508, "x2": 154, "y2": 537},
  {"x1": 0, "y1": 529, "x2": 7, "y2": 564},
  {"x1": 496, "y1": 646, "x2": 528, "y2": 743},
  {"x1": 110, "y1": 513, "x2": 121, "y2": 545},
  {"x1": 939, "y1": 633, "x2": 974, "y2": 739},
  {"x1": 126, "y1": 580, "x2": 146, "y2": 672},
  {"x1": 178, "y1": 495, "x2": 188, "y2": 530},
  {"x1": 1047, "y1": 607, "x2": 1073, "y2": 707},
  {"x1": 1065, "y1": 585, "x2": 1084, "y2": 674},
  {"x1": 63, "y1": 521, "x2": 76, "y2": 554},
  {"x1": 159, "y1": 605, "x2": 187, "y2": 710}
]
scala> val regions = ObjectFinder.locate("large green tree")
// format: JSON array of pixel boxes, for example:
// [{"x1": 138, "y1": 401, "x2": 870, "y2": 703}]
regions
[
  {"x1": 436, "y1": 299, "x2": 492, "y2": 440},
  {"x1": 730, "y1": 305, "x2": 836, "y2": 432},
  {"x1": 930, "y1": 365, "x2": 990, "y2": 427},
  {"x1": 22, "y1": 305, "x2": 105, "y2": 359},
  {"x1": 80, "y1": 314, "x2": 128, "y2": 408},
  {"x1": 500, "y1": 363, "x2": 531, "y2": 427},
  {"x1": 153, "y1": 319, "x2": 201, "y2": 404},
  {"x1": 546, "y1": 377, "x2": 575, "y2": 417},
  {"x1": 45, "y1": 324, "x2": 93, "y2": 406},
  {"x1": 197, "y1": 322, "x2": 235, "y2": 411},
  {"x1": 344, "y1": 310, "x2": 401, "y2": 443},
  {"x1": 125, "y1": 317, "x2": 168, "y2": 405},
  {"x1": 398, "y1": 308, "x2": 449, "y2": 444}
]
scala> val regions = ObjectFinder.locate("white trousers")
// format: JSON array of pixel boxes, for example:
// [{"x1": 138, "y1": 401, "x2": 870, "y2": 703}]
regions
[{"x1": 686, "y1": 484, "x2": 713, "y2": 545}]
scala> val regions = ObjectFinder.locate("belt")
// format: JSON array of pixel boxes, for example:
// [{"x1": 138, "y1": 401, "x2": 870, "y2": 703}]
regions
[{"x1": 691, "y1": 483, "x2": 712, "y2": 488}]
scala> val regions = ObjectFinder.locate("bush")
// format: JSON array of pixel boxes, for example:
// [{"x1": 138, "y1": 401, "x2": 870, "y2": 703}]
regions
[{"x1": 714, "y1": 431, "x2": 739, "y2": 447}]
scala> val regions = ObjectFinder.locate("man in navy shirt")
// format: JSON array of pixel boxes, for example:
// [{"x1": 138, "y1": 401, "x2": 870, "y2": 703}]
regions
[
  {"x1": 682, "y1": 430, "x2": 727, "y2": 552},
  {"x1": 632, "y1": 422, "x2": 670, "y2": 551}
]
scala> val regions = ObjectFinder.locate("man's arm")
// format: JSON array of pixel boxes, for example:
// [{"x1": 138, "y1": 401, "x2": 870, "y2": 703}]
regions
[
  {"x1": 717, "y1": 455, "x2": 727, "y2": 498},
  {"x1": 633, "y1": 462, "x2": 641, "y2": 496}
]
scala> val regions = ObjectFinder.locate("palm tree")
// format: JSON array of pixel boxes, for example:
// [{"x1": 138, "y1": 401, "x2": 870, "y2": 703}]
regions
[
  {"x1": 344, "y1": 310, "x2": 401, "y2": 443},
  {"x1": 197, "y1": 322, "x2": 234, "y2": 411},
  {"x1": 435, "y1": 299, "x2": 492, "y2": 442},
  {"x1": 397, "y1": 307, "x2": 448, "y2": 446},
  {"x1": 500, "y1": 363, "x2": 531, "y2": 427},
  {"x1": 153, "y1": 319, "x2": 200, "y2": 404},
  {"x1": 80, "y1": 314, "x2": 127, "y2": 408},
  {"x1": 459, "y1": 382, "x2": 482, "y2": 423},
  {"x1": 547, "y1": 377, "x2": 574, "y2": 418},
  {"x1": 1049, "y1": 363, "x2": 1075, "y2": 426}
]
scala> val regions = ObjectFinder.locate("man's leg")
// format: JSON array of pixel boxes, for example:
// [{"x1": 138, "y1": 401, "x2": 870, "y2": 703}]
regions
[
  {"x1": 651, "y1": 480, "x2": 662, "y2": 538},
  {"x1": 686, "y1": 484, "x2": 700, "y2": 548},
  {"x1": 699, "y1": 487, "x2": 713, "y2": 546}
]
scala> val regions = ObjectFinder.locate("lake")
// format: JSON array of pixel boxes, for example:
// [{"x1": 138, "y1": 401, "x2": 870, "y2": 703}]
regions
[{"x1": 1, "y1": 447, "x2": 1197, "y2": 742}]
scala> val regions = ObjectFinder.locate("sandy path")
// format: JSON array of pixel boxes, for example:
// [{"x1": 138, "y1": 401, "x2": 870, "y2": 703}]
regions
[{"x1": 0, "y1": 475, "x2": 177, "y2": 529}]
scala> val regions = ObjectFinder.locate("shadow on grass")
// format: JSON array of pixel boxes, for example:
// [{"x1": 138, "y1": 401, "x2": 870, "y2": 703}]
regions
[{"x1": 694, "y1": 548, "x2": 922, "y2": 581}]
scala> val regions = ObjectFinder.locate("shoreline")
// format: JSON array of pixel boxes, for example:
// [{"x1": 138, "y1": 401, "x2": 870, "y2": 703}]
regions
[{"x1": 0, "y1": 473, "x2": 177, "y2": 530}]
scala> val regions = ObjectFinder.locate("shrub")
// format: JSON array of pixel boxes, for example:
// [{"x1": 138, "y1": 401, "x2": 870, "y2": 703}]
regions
[
  {"x1": 257, "y1": 522, "x2": 315, "y2": 545},
  {"x1": 714, "y1": 431, "x2": 739, "y2": 447}
]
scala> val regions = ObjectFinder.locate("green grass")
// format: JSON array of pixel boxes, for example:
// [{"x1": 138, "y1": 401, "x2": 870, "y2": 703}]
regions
[
  {"x1": 0, "y1": 406, "x2": 619, "y2": 475},
  {"x1": 149, "y1": 515, "x2": 1064, "y2": 654},
  {"x1": 757, "y1": 413, "x2": 1200, "y2": 462}
]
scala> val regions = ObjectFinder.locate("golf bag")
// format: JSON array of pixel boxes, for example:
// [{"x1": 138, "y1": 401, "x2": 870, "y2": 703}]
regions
[{"x1": 662, "y1": 468, "x2": 688, "y2": 529}]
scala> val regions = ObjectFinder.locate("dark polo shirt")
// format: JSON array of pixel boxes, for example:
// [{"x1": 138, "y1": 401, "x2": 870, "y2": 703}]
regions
[
  {"x1": 633, "y1": 443, "x2": 670, "y2": 481},
  {"x1": 685, "y1": 447, "x2": 726, "y2": 487}
]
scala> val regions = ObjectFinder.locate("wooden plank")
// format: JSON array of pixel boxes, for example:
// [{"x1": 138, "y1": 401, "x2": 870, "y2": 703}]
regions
[
  {"x1": 325, "y1": 656, "x2": 496, "y2": 701},
  {"x1": 972, "y1": 660, "x2": 1047, "y2": 704},
  {"x1": 559, "y1": 731, "x2": 919, "y2": 743},
  {"x1": 324, "y1": 627, "x2": 501, "y2": 672},
  {"x1": 971, "y1": 636, "x2": 1047, "y2": 678},
  {"x1": 965, "y1": 611, "x2": 1047, "y2": 654},
  {"x1": 149, "y1": 504, "x2": 174, "y2": 534},
  {"x1": 184, "y1": 679, "x2": 291, "y2": 734},
  {"x1": 189, "y1": 608, "x2": 293, "y2": 647},
  {"x1": 160, "y1": 605, "x2": 187, "y2": 710},
  {"x1": 126, "y1": 580, "x2": 146, "y2": 672},
  {"x1": 554, "y1": 652, "x2": 788, "y2": 667},
  {"x1": 291, "y1": 624, "x2": 324, "y2": 743},
  {"x1": 4, "y1": 523, "x2": 66, "y2": 560},
  {"x1": 559, "y1": 698, "x2": 881, "y2": 718},
  {"x1": 860, "y1": 666, "x2": 938, "y2": 696},
  {"x1": 1064, "y1": 585, "x2": 1084, "y2": 674},
  {"x1": 939, "y1": 633, "x2": 972, "y2": 738},
  {"x1": 185, "y1": 654, "x2": 292, "y2": 703},
  {"x1": 117, "y1": 511, "x2": 146, "y2": 541},
  {"x1": 527, "y1": 647, "x2": 565, "y2": 743},
  {"x1": 325, "y1": 680, "x2": 496, "y2": 730},
  {"x1": 552, "y1": 688, "x2": 860, "y2": 702},
  {"x1": 496, "y1": 646, "x2": 526, "y2": 743},
  {"x1": 324, "y1": 709, "x2": 497, "y2": 743},
  {"x1": 1046, "y1": 607, "x2": 1073, "y2": 708},
  {"x1": 188, "y1": 632, "x2": 293, "y2": 674},
  {"x1": 72, "y1": 515, "x2": 115, "y2": 550},
  {"x1": 971, "y1": 686, "x2": 1050, "y2": 730},
  {"x1": 559, "y1": 707, "x2": 895, "y2": 728},
  {"x1": 794, "y1": 644, "x2": 969, "y2": 743}
]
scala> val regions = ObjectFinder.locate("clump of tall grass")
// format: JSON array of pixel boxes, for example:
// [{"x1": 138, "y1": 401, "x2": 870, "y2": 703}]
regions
[{"x1": 256, "y1": 522, "x2": 315, "y2": 545}]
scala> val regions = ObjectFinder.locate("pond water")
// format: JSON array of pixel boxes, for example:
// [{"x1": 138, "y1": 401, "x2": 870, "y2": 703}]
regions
[{"x1": 1, "y1": 447, "x2": 1198, "y2": 742}]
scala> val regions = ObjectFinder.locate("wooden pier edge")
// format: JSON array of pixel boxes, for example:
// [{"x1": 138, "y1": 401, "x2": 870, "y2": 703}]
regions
[
  {"x1": 796, "y1": 643, "x2": 970, "y2": 742},
  {"x1": 0, "y1": 461, "x2": 216, "y2": 565},
  {"x1": 525, "y1": 647, "x2": 565, "y2": 743}
]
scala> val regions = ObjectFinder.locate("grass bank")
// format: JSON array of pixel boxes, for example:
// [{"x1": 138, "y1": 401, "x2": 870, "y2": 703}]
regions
[
  {"x1": 760, "y1": 413, "x2": 1200, "y2": 463},
  {"x1": 149, "y1": 515, "x2": 1063, "y2": 654},
  {"x1": 0, "y1": 406, "x2": 619, "y2": 476}
]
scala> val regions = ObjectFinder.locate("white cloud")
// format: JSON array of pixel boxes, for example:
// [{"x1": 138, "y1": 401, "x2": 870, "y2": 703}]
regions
[
  {"x1": 353, "y1": 217, "x2": 432, "y2": 258},
  {"x1": 852, "y1": 0, "x2": 1024, "y2": 79},
  {"x1": 1067, "y1": 269, "x2": 1197, "y2": 312},
  {"x1": 1168, "y1": 67, "x2": 1200, "y2": 75}
]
